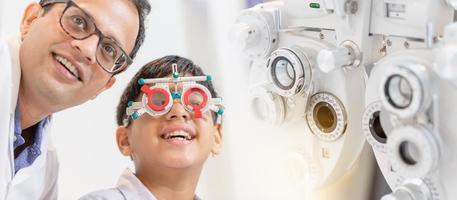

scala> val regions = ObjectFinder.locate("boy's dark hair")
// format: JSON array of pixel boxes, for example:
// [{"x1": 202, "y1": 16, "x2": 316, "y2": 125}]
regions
[
  {"x1": 39, "y1": 0, "x2": 151, "y2": 60},
  {"x1": 116, "y1": 55, "x2": 219, "y2": 126}
]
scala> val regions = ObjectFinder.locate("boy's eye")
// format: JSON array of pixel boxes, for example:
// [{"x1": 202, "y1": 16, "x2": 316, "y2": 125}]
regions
[
  {"x1": 151, "y1": 92, "x2": 167, "y2": 107},
  {"x1": 188, "y1": 92, "x2": 204, "y2": 106}
]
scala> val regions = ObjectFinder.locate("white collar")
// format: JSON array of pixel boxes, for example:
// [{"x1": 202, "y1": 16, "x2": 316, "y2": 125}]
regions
[
  {"x1": 116, "y1": 168, "x2": 158, "y2": 200},
  {"x1": 116, "y1": 168, "x2": 202, "y2": 200}
]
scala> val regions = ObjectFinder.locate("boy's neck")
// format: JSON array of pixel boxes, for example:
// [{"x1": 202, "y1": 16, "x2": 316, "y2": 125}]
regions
[{"x1": 135, "y1": 165, "x2": 203, "y2": 200}]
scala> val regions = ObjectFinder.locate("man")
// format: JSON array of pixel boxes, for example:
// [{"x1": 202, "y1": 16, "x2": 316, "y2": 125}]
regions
[{"x1": 0, "y1": 0, "x2": 151, "y2": 199}]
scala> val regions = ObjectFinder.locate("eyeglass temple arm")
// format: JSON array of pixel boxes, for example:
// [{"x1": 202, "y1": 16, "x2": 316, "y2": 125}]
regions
[
  {"x1": 211, "y1": 103, "x2": 225, "y2": 125},
  {"x1": 122, "y1": 107, "x2": 145, "y2": 127},
  {"x1": 210, "y1": 98, "x2": 225, "y2": 117},
  {"x1": 126, "y1": 101, "x2": 142, "y2": 115},
  {"x1": 41, "y1": 0, "x2": 69, "y2": 7}
]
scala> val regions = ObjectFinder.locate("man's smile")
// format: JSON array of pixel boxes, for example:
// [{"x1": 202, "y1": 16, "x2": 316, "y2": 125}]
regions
[{"x1": 52, "y1": 52, "x2": 86, "y2": 82}]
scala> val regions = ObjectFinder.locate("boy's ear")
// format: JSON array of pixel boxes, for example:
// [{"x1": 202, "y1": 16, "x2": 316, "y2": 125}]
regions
[
  {"x1": 20, "y1": 3, "x2": 43, "y2": 41},
  {"x1": 116, "y1": 126, "x2": 133, "y2": 156},
  {"x1": 211, "y1": 124, "x2": 223, "y2": 156}
]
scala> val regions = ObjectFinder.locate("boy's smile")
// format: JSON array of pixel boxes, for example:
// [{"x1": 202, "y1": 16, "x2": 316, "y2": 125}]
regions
[{"x1": 160, "y1": 123, "x2": 197, "y2": 145}]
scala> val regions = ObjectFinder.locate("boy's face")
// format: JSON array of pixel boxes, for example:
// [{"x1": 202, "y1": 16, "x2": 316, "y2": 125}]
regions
[
  {"x1": 19, "y1": 0, "x2": 139, "y2": 111},
  {"x1": 117, "y1": 78, "x2": 222, "y2": 170}
]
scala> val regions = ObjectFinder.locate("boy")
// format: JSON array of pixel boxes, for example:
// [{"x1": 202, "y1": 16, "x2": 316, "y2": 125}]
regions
[{"x1": 80, "y1": 55, "x2": 224, "y2": 200}]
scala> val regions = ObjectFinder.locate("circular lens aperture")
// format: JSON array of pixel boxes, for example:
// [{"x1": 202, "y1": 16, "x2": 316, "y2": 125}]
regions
[
  {"x1": 182, "y1": 86, "x2": 209, "y2": 113},
  {"x1": 146, "y1": 87, "x2": 171, "y2": 112},
  {"x1": 271, "y1": 57, "x2": 296, "y2": 90},
  {"x1": 385, "y1": 75, "x2": 413, "y2": 109},
  {"x1": 267, "y1": 47, "x2": 311, "y2": 97},
  {"x1": 399, "y1": 141, "x2": 420, "y2": 165},
  {"x1": 313, "y1": 102, "x2": 337, "y2": 133},
  {"x1": 370, "y1": 111, "x2": 387, "y2": 143},
  {"x1": 151, "y1": 91, "x2": 167, "y2": 108},
  {"x1": 142, "y1": 86, "x2": 172, "y2": 115},
  {"x1": 188, "y1": 91, "x2": 205, "y2": 106},
  {"x1": 387, "y1": 125, "x2": 439, "y2": 178},
  {"x1": 306, "y1": 92, "x2": 347, "y2": 141}
]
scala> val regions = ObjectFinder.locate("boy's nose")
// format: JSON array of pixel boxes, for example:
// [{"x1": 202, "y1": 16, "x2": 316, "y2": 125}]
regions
[{"x1": 165, "y1": 100, "x2": 190, "y2": 121}]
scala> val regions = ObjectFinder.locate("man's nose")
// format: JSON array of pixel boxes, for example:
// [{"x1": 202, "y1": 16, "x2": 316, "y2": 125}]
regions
[{"x1": 70, "y1": 35, "x2": 99, "y2": 65}]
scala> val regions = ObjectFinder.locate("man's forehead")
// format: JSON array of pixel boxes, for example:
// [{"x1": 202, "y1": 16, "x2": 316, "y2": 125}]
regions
[{"x1": 73, "y1": 0, "x2": 139, "y2": 50}]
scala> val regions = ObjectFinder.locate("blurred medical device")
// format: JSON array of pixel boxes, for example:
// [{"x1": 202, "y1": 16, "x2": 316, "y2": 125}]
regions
[{"x1": 363, "y1": 0, "x2": 457, "y2": 199}]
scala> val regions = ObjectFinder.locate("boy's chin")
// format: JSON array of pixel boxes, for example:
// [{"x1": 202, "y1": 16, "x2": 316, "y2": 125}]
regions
[{"x1": 161, "y1": 155, "x2": 207, "y2": 169}]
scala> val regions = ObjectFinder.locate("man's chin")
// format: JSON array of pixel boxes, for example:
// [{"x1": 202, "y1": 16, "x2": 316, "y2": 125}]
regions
[{"x1": 33, "y1": 85, "x2": 87, "y2": 111}]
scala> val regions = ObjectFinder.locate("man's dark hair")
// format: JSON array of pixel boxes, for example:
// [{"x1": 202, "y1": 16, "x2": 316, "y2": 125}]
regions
[
  {"x1": 116, "y1": 55, "x2": 220, "y2": 126},
  {"x1": 38, "y1": 0, "x2": 151, "y2": 60}
]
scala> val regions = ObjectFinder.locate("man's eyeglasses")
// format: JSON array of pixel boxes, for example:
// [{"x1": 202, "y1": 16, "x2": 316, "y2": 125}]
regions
[{"x1": 42, "y1": 0, "x2": 133, "y2": 74}]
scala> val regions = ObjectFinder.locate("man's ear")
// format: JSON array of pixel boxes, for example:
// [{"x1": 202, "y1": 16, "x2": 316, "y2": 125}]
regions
[
  {"x1": 20, "y1": 3, "x2": 44, "y2": 41},
  {"x1": 116, "y1": 126, "x2": 133, "y2": 157},
  {"x1": 92, "y1": 76, "x2": 116, "y2": 100},
  {"x1": 211, "y1": 124, "x2": 223, "y2": 156}
]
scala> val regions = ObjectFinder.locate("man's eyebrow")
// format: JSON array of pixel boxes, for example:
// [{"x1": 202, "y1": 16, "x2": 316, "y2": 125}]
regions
[{"x1": 80, "y1": 6, "x2": 123, "y2": 46}]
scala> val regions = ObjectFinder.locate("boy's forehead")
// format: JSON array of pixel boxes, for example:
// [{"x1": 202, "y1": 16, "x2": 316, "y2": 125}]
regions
[
  {"x1": 151, "y1": 73, "x2": 197, "y2": 91},
  {"x1": 170, "y1": 72, "x2": 194, "y2": 86}
]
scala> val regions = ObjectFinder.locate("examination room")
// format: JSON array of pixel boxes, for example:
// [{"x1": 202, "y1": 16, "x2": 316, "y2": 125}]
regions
[{"x1": 1, "y1": 0, "x2": 457, "y2": 199}]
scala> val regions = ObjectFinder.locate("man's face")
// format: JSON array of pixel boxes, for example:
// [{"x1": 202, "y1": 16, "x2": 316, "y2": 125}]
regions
[
  {"x1": 118, "y1": 80, "x2": 222, "y2": 170},
  {"x1": 19, "y1": 0, "x2": 139, "y2": 110}
]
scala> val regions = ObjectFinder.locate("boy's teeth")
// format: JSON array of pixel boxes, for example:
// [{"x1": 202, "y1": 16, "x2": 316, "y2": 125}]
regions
[
  {"x1": 164, "y1": 131, "x2": 192, "y2": 140},
  {"x1": 56, "y1": 55, "x2": 80, "y2": 79}
]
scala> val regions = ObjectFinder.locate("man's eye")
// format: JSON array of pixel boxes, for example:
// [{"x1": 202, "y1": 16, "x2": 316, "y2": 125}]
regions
[
  {"x1": 71, "y1": 15, "x2": 88, "y2": 30},
  {"x1": 102, "y1": 44, "x2": 117, "y2": 58}
]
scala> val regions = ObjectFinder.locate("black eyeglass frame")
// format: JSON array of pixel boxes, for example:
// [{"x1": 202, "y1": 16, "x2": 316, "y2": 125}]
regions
[{"x1": 42, "y1": 0, "x2": 133, "y2": 74}]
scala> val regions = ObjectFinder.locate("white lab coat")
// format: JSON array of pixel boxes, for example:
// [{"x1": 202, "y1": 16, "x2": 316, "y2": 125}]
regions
[
  {"x1": 79, "y1": 168, "x2": 201, "y2": 200},
  {"x1": 0, "y1": 36, "x2": 59, "y2": 200}
]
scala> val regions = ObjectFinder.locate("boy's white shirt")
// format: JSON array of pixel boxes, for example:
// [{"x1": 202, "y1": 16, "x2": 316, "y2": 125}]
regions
[
  {"x1": 80, "y1": 168, "x2": 156, "y2": 200},
  {"x1": 80, "y1": 168, "x2": 201, "y2": 200},
  {"x1": 0, "y1": 35, "x2": 59, "y2": 200}
]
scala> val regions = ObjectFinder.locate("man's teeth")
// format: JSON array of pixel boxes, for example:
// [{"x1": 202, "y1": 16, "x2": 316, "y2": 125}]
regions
[
  {"x1": 164, "y1": 131, "x2": 192, "y2": 140},
  {"x1": 56, "y1": 55, "x2": 80, "y2": 79}
]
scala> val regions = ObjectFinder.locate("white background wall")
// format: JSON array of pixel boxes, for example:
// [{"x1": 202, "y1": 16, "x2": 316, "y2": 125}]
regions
[
  {"x1": 0, "y1": 0, "x2": 29, "y2": 37},
  {"x1": 0, "y1": 0, "x2": 3, "y2": 35}
]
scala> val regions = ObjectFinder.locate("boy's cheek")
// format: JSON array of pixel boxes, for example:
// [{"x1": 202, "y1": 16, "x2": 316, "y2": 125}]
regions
[{"x1": 193, "y1": 112, "x2": 209, "y2": 121}]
